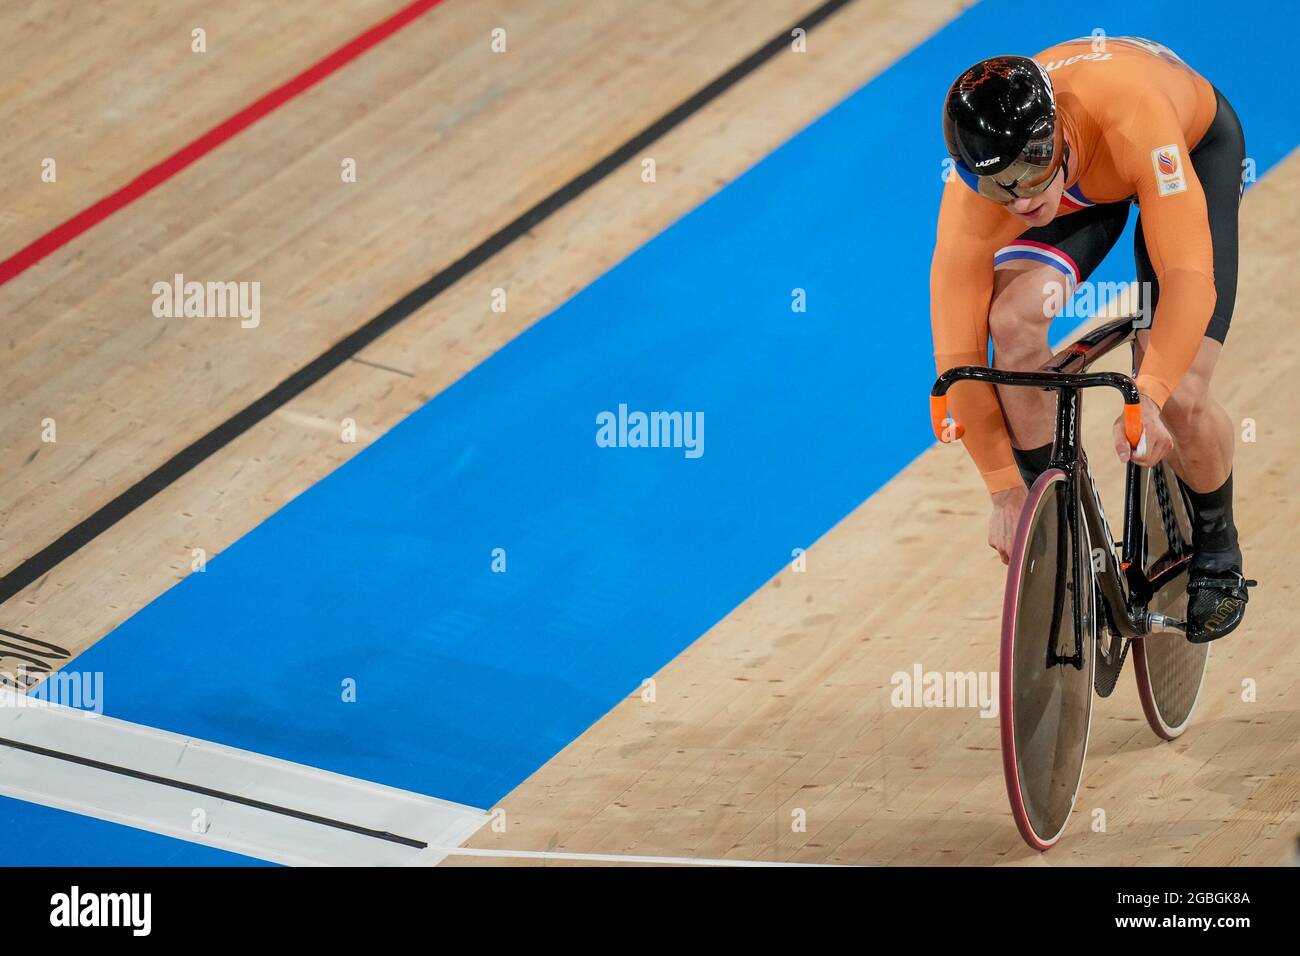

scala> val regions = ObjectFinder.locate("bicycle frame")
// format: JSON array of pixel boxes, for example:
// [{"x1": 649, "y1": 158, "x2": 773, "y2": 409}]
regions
[{"x1": 929, "y1": 316, "x2": 1184, "y2": 646}]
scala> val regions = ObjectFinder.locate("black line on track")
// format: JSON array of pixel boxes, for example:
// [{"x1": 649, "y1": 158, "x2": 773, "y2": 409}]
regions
[
  {"x1": 0, "y1": 628, "x2": 69, "y2": 654},
  {"x1": 0, "y1": 736, "x2": 429, "y2": 849},
  {"x1": 0, "y1": 0, "x2": 857, "y2": 607},
  {"x1": 349, "y1": 356, "x2": 415, "y2": 377}
]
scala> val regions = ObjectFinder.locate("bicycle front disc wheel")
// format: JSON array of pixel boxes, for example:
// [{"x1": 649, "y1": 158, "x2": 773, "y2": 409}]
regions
[{"x1": 1000, "y1": 469, "x2": 1096, "y2": 851}]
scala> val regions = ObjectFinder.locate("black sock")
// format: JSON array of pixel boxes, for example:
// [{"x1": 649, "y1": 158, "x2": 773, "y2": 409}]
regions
[
  {"x1": 1179, "y1": 473, "x2": 1241, "y2": 572},
  {"x1": 1011, "y1": 443, "x2": 1053, "y2": 489}
]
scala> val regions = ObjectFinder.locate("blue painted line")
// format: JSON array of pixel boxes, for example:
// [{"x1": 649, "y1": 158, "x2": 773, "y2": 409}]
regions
[{"x1": 17, "y1": 0, "x2": 1298, "y2": 863}]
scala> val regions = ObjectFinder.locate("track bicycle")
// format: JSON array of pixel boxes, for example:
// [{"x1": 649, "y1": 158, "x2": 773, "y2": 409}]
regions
[{"x1": 930, "y1": 315, "x2": 1208, "y2": 850}]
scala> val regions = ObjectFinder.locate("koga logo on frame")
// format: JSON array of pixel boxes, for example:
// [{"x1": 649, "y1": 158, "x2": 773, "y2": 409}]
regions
[{"x1": 50, "y1": 886, "x2": 151, "y2": 937}]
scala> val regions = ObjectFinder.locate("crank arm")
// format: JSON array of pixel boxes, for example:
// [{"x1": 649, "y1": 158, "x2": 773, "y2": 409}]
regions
[{"x1": 1144, "y1": 612, "x2": 1186, "y2": 635}]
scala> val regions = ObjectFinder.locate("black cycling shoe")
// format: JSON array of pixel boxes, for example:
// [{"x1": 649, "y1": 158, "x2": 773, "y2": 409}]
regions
[{"x1": 1185, "y1": 567, "x2": 1256, "y2": 644}]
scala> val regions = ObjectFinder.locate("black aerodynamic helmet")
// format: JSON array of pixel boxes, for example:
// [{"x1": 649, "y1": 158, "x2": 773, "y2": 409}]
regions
[{"x1": 943, "y1": 55, "x2": 1065, "y2": 200}]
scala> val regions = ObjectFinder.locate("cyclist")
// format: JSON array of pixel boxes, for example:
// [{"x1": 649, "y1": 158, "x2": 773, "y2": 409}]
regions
[{"x1": 931, "y1": 37, "x2": 1253, "y2": 642}]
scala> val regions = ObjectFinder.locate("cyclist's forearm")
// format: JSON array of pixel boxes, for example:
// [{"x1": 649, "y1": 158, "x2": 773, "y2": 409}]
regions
[
  {"x1": 936, "y1": 352, "x2": 1022, "y2": 494},
  {"x1": 1134, "y1": 268, "x2": 1216, "y2": 407}
]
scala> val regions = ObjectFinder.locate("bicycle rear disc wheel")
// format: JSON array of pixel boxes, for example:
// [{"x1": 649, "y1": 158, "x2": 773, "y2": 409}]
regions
[
  {"x1": 1000, "y1": 469, "x2": 1096, "y2": 851},
  {"x1": 1133, "y1": 461, "x2": 1207, "y2": 739}
]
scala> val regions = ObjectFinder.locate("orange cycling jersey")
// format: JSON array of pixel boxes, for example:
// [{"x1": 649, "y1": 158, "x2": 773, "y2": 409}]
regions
[{"x1": 930, "y1": 38, "x2": 1219, "y2": 493}]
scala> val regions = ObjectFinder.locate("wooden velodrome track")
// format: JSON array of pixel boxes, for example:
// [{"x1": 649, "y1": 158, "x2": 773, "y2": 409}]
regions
[{"x1": 1, "y1": 0, "x2": 1296, "y2": 865}]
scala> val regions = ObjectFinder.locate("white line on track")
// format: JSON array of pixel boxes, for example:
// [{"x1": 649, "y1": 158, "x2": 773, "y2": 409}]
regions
[{"x1": 439, "y1": 847, "x2": 843, "y2": 866}]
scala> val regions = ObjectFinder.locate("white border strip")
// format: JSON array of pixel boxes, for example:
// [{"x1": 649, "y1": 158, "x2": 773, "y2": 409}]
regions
[
  {"x1": 438, "y1": 847, "x2": 842, "y2": 867},
  {"x1": 0, "y1": 690, "x2": 487, "y2": 866}
]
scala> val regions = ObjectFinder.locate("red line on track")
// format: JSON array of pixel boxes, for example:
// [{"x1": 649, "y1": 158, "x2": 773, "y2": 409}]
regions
[{"x1": 0, "y1": 0, "x2": 444, "y2": 287}]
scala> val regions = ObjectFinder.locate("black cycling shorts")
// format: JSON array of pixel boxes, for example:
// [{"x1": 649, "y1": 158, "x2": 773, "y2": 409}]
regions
[{"x1": 993, "y1": 87, "x2": 1244, "y2": 343}]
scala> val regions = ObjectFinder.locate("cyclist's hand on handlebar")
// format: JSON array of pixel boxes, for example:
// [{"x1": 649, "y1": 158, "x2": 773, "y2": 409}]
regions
[
  {"x1": 1112, "y1": 394, "x2": 1172, "y2": 467},
  {"x1": 988, "y1": 485, "x2": 1027, "y2": 565}
]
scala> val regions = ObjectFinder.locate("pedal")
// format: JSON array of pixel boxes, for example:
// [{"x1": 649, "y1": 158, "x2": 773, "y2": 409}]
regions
[{"x1": 1145, "y1": 612, "x2": 1186, "y2": 634}]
